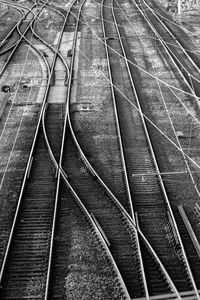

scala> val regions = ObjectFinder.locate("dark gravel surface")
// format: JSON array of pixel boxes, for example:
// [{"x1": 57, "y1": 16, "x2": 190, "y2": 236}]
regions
[
  {"x1": 121, "y1": 0, "x2": 200, "y2": 256},
  {"x1": 0, "y1": 4, "x2": 20, "y2": 41},
  {"x1": 71, "y1": 0, "x2": 132, "y2": 214},
  {"x1": 33, "y1": 4, "x2": 65, "y2": 46},
  {"x1": 0, "y1": 42, "x2": 43, "y2": 269},
  {"x1": 51, "y1": 184, "x2": 125, "y2": 300}
]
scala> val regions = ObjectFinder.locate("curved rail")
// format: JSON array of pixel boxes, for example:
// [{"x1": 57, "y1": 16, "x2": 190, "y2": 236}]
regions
[
  {"x1": 0, "y1": 0, "x2": 81, "y2": 297},
  {"x1": 0, "y1": 0, "x2": 57, "y2": 287},
  {"x1": 0, "y1": 1, "x2": 41, "y2": 77},
  {"x1": 57, "y1": 0, "x2": 181, "y2": 298},
  {"x1": 103, "y1": 0, "x2": 183, "y2": 297},
  {"x1": 0, "y1": 1, "x2": 35, "y2": 55},
  {"x1": 0, "y1": 1, "x2": 24, "y2": 50},
  {"x1": 30, "y1": 4, "x2": 70, "y2": 85},
  {"x1": 41, "y1": 1, "x2": 76, "y2": 298},
  {"x1": 131, "y1": 1, "x2": 200, "y2": 297},
  {"x1": 101, "y1": 0, "x2": 149, "y2": 298},
  {"x1": 41, "y1": 0, "x2": 182, "y2": 295},
  {"x1": 41, "y1": 0, "x2": 131, "y2": 298},
  {"x1": 128, "y1": 0, "x2": 200, "y2": 200},
  {"x1": 111, "y1": 0, "x2": 200, "y2": 297},
  {"x1": 140, "y1": 0, "x2": 200, "y2": 85}
]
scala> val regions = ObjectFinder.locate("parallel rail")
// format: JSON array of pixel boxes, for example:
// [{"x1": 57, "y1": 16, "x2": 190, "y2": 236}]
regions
[
  {"x1": 1, "y1": 0, "x2": 200, "y2": 298},
  {"x1": 103, "y1": 0, "x2": 199, "y2": 297},
  {"x1": 131, "y1": 0, "x2": 200, "y2": 295},
  {"x1": 0, "y1": 0, "x2": 66, "y2": 298},
  {"x1": 49, "y1": 0, "x2": 182, "y2": 299},
  {"x1": 43, "y1": 0, "x2": 132, "y2": 298},
  {"x1": 0, "y1": 0, "x2": 131, "y2": 299},
  {"x1": 0, "y1": 1, "x2": 35, "y2": 55},
  {"x1": 0, "y1": 0, "x2": 51, "y2": 281},
  {"x1": 0, "y1": 0, "x2": 24, "y2": 51},
  {"x1": 137, "y1": 0, "x2": 200, "y2": 97}
]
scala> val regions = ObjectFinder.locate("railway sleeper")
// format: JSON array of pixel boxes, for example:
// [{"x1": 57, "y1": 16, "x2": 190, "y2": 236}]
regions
[
  {"x1": 11, "y1": 258, "x2": 47, "y2": 264},
  {"x1": 166, "y1": 225, "x2": 180, "y2": 247},
  {"x1": 152, "y1": 259, "x2": 172, "y2": 289},
  {"x1": 17, "y1": 219, "x2": 50, "y2": 224},
  {"x1": 3, "y1": 274, "x2": 44, "y2": 280},
  {"x1": 15, "y1": 232, "x2": 50, "y2": 237},
  {"x1": 17, "y1": 222, "x2": 50, "y2": 226},
  {"x1": 176, "y1": 251, "x2": 193, "y2": 285},
  {"x1": 0, "y1": 294, "x2": 44, "y2": 299},
  {"x1": 15, "y1": 229, "x2": 50, "y2": 234},
  {"x1": 6, "y1": 266, "x2": 46, "y2": 272},
  {"x1": 194, "y1": 204, "x2": 200, "y2": 219}
]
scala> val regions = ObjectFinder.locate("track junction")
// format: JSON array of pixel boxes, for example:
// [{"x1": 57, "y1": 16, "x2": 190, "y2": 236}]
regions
[{"x1": 0, "y1": 0, "x2": 200, "y2": 299}]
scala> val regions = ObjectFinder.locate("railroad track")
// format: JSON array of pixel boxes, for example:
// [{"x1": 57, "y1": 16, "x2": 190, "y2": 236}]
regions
[
  {"x1": 0, "y1": 0, "x2": 131, "y2": 298},
  {"x1": 0, "y1": 1, "x2": 50, "y2": 75},
  {"x1": 46, "y1": 0, "x2": 141, "y2": 298},
  {"x1": 41, "y1": 1, "x2": 137, "y2": 298},
  {"x1": 0, "y1": 0, "x2": 51, "y2": 278},
  {"x1": 99, "y1": 0, "x2": 200, "y2": 298},
  {"x1": 0, "y1": 0, "x2": 64, "y2": 298},
  {"x1": 135, "y1": 0, "x2": 200, "y2": 98},
  {"x1": 1, "y1": 0, "x2": 200, "y2": 298},
  {"x1": 0, "y1": 1, "x2": 23, "y2": 47},
  {"x1": 44, "y1": 0, "x2": 180, "y2": 299},
  {"x1": 0, "y1": 1, "x2": 36, "y2": 54},
  {"x1": 128, "y1": 0, "x2": 200, "y2": 292}
]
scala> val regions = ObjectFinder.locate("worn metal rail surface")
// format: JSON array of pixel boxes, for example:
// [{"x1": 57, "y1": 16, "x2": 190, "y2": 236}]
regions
[
  {"x1": 136, "y1": 0, "x2": 200, "y2": 98},
  {"x1": 130, "y1": 0, "x2": 200, "y2": 296},
  {"x1": 100, "y1": 0, "x2": 200, "y2": 298},
  {"x1": 42, "y1": 0, "x2": 132, "y2": 299},
  {"x1": 0, "y1": 0, "x2": 67, "y2": 298},
  {"x1": 0, "y1": 0, "x2": 37, "y2": 54},
  {"x1": 48, "y1": 0, "x2": 181, "y2": 299}
]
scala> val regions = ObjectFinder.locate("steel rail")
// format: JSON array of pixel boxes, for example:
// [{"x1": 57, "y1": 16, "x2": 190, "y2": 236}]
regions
[
  {"x1": 117, "y1": 0, "x2": 200, "y2": 296},
  {"x1": 130, "y1": 0, "x2": 200, "y2": 197},
  {"x1": 4, "y1": 0, "x2": 68, "y2": 80},
  {"x1": 42, "y1": 104, "x2": 131, "y2": 299},
  {"x1": 39, "y1": 7, "x2": 200, "y2": 298},
  {"x1": 62, "y1": 0, "x2": 181, "y2": 297},
  {"x1": 137, "y1": 7, "x2": 200, "y2": 299},
  {"x1": 42, "y1": 0, "x2": 75, "y2": 298},
  {"x1": 38, "y1": 0, "x2": 67, "y2": 17},
  {"x1": 0, "y1": 0, "x2": 69, "y2": 189},
  {"x1": 126, "y1": 0, "x2": 200, "y2": 298},
  {"x1": 104, "y1": 0, "x2": 182, "y2": 297},
  {"x1": 140, "y1": 2, "x2": 200, "y2": 89},
  {"x1": 178, "y1": 205, "x2": 200, "y2": 259},
  {"x1": 0, "y1": 0, "x2": 62, "y2": 286},
  {"x1": 0, "y1": 0, "x2": 29, "y2": 10},
  {"x1": 41, "y1": 1, "x2": 130, "y2": 298},
  {"x1": 30, "y1": 5, "x2": 70, "y2": 84},
  {"x1": 0, "y1": 2, "x2": 41, "y2": 77},
  {"x1": 66, "y1": 0, "x2": 139, "y2": 296},
  {"x1": 147, "y1": 2, "x2": 200, "y2": 58},
  {"x1": 101, "y1": 0, "x2": 148, "y2": 298},
  {"x1": 62, "y1": 3, "x2": 200, "y2": 284},
  {"x1": 0, "y1": 0, "x2": 60, "y2": 72},
  {"x1": 102, "y1": 0, "x2": 135, "y2": 221},
  {"x1": 140, "y1": 0, "x2": 200, "y2": 85},
  {"x1": 133, "y1": 0, "x2": 200, "y2": 294},
  {"x1": 134, "y1": 0, "x2": 200, "y2": 109},
  {"x1": 35, "y1": 0, "x2": 185, "y2": 297},
  {"x1": 44, "y1": 120, "x2": 182, "y2": 299},
  {"x1": 0, "y1": 1, "x2": 24, "y2": 51},
  {"x1": 134, "y1": 0, "x2": 200, "y2": 233},
  {"x1": 116, "y1": 0, "x2": 200, "y2": 199},
  {"x1": 0, "y1": 2, "x2": 36, "y2": 55}
]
